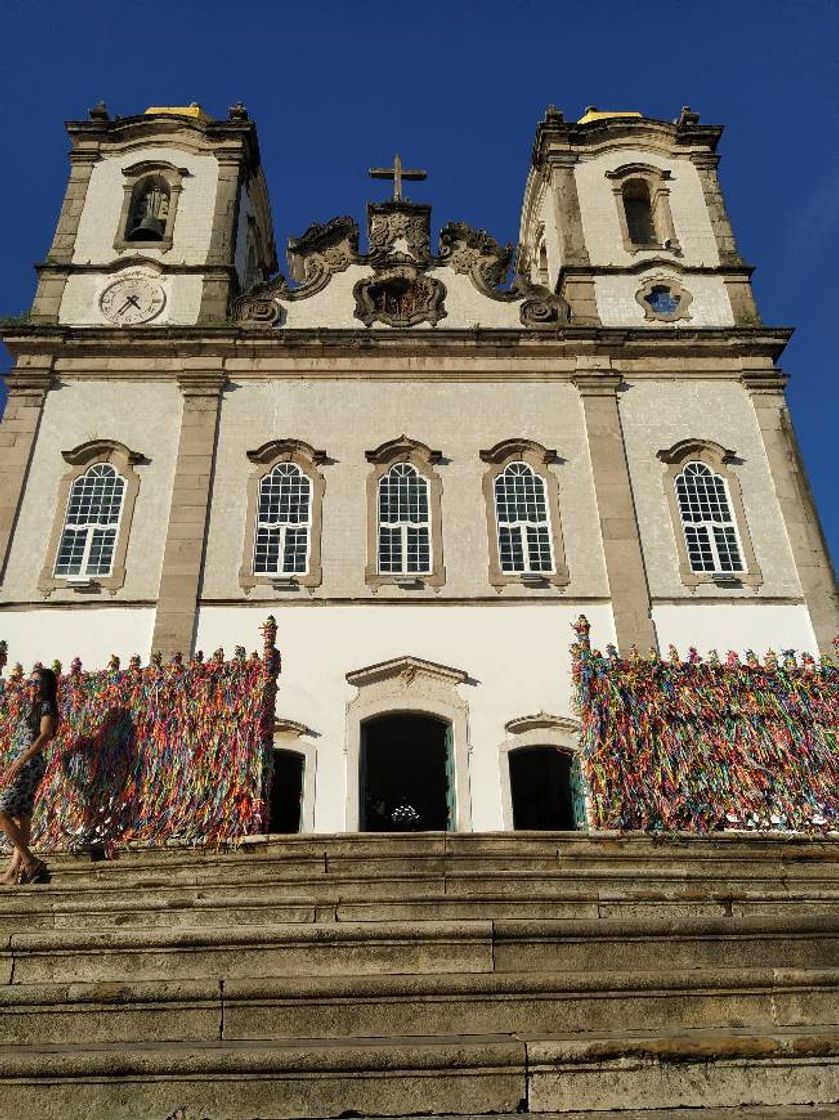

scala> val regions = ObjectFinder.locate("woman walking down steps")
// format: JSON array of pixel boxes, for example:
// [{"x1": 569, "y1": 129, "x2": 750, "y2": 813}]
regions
[{"x1": 0, "y1": 666, "x2": 58, "y2": 885}]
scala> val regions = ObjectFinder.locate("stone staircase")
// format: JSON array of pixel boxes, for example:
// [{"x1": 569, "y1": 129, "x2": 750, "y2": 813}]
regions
[{"x1": 0, "y1": 832, "x2": 838, "y2": 1119}]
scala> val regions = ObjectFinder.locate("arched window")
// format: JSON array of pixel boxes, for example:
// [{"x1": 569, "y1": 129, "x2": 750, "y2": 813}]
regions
[
  {"x1": 480, "y1": 439, "x2": 568, "y2": 589},
  {"x1": 657, "y1": 439, "x2": 762, "y2": 588},
  {"x1": 253, "y1": 463, "x2": 312, "y2": 576},
  {"x1": 606, "y1": 164, "x2": 679, "y2": 255},
  {"x1": 54, "y1": 463, "x2": 126, "y2": 577},
  {"x1": 125, "y1": 176, "x2": 170, "y2": 243},
  {"x1": 622, "y1": 179, "x2": 657, "y2": 246},
  {"x1": 675, "y1": 461, "x2": 743, "y2": 574},
  {"x1": 494, "y1": 462, "x2": 554, "y2": 574},
  {"x1": 378, "y1": 463, "x2": 431, "y2": 575},
  {"x1": 241, "y1": 439, "x2": 327, "y2": 591}
]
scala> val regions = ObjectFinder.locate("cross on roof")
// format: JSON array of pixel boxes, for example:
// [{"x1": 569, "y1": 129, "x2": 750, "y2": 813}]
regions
[{"x1": 369, "y1": 153, "x2": 427, "y2": 202}]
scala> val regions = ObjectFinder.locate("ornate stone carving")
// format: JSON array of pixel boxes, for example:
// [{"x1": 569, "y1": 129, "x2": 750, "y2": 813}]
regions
[
  {"x1": 353, "y1": 266, "x2": 447, "y2": 328},
  {"x1": 287, "y1": 215, "x2": 359, "y2": 283},
  {"x1": 232, "y1": 216, "x2": 359, "y2": 326},
  {"x1": 519, "y1": 284, "x2": 567, "y2": 326},
  {"x1": 438, "y1": 221, "x2": 514, "y2": 292},
  {"x1": 368, "y1": 201, "x2": 431, "y2": 262}
]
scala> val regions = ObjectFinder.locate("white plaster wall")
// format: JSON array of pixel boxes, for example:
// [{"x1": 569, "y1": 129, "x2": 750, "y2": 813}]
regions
[
  {"x1": 595, "y1": 272, "x2": 734, "y2": 328},
  {"x1": 59, "y1": 270, "x2": 203, "y2": 327},
  {"x1": 72, "y1": 146, "x2": 220, "y2": 266},
  {"x1": 202, "y1": 378, "x2": 609, "y2": 600},
  {"x1": 618, "y1": 379, "x2": 802, "y2": 599},
  {"x1": 278, "y1": 266, "x2": 527, "y2": 331},
  {"x1": 575, "y1": 149, "x2": 720, "y2": 267},
  {"x1": 653, "y1": 603, "x2": 817, "y2": 657},
  {"x1": 0, "y1": 607, "x2": 156, "y2": 671},
  {"x1": 1, "y1": 380, "x2": 182, "y2": 603},
  {"x1": 196, "y1": 603, "x2": 616, "y2": 833}
]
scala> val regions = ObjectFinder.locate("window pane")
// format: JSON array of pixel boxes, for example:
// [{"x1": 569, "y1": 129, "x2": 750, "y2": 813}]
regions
[
  {"x1": 378, "y1": 526, "x2": 402, "y2": 573},
  {"x1": 86, "y1": 528, "x2": 117, "y2": 576},
  {"x1": 254, "y1": 527, "x2": 282, "y2": 574},
  {"x1": 495, "y1": 464, "x2": 554, "y2": 573},
  {"x1": 499, "y1": 525, "x2": 525, "y2": 572},
  {"x1": 55, "y1": 527, "x2": 87, "y2": 575},
  {"x1": 676, "y1": 461, "x2": 744, "y2": 574},
  {"x1": 258, "y1": 465, "x2": 311, "y2": 526},
  {"x1": 283, "y1": 527, "x2": 309, "y2": 574},
  {"x1": 55, "y1": 464, "x2": 126, "y2": 578},
  {"x1": 406, "y1": 526, "x2": 431, "y2": 573}
]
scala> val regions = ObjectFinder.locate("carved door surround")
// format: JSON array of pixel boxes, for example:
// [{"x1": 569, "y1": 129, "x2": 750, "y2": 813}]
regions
[{"x1": 344, "y1": 654, "x2": 473, "y2": 832}]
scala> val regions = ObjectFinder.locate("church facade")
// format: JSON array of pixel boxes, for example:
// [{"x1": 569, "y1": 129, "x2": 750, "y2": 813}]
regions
[{"x1": 1, "y1": 102, "x2": 836, "y2": 835}]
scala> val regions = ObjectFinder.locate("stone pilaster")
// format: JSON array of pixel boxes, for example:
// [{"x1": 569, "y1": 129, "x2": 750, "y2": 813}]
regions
[
  {"x1": 549, "y1": 157, "x2": 600, "y2": 326},
  {"x1": 0, "y1": 364, "x2": 54, "y2": 581},
  {"x1": 693, "y1": 152, "x2": 761, "y2": 327},
  {"x1": 198, "y1": 155, "x2": 244, "y2": 324},
  {"x1": 573, "y1": 364, "x2": 657, "y2": 654},
  {"x1": 31, "y1": 152, "x2": 99, "y2": 323},
  {"x1": 742, "y1": 369, "x2": 839, "y2": 655},
  {"x1": 151, "y1": 365, "x2": 226, "y2": 659}
]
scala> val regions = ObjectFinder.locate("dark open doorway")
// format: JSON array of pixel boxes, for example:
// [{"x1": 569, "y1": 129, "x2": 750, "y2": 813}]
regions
[
  {"x1": 268, "y1": 748, "x2": 304, "y2": 833},
  {"x1": 361, "y1": 713, "x2": 453, "y2": 832},
  {"x1": 509, "y1": 746, "x2": 580, "y2": 830}
]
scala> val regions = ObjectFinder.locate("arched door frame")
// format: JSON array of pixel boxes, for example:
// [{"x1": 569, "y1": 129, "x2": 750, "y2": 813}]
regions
[
  {"x1": 345, "y1": 655, "x2": 473, "y2": 832},
  {"x1": 499, "y1": 713, "x2": 584, "y2": 830},
  {"x1": 273, "y1": 719, "x2": 318, "y2": 834}
]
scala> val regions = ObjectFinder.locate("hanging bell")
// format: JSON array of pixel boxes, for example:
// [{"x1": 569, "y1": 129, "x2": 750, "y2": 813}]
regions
[{"x1": 128, "y1": 214, "x2": 165, "y2": 241}]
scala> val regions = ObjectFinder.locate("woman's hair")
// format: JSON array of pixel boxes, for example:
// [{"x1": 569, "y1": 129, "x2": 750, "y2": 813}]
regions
[
  {"x1": 34, "y1": 667, "x2": 59, "y2": 706},
  {"x1": 29, "y1": 667, "x2": 59, "y2": 731}
]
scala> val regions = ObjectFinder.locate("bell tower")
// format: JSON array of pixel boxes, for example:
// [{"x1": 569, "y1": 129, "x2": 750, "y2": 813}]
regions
[
  {"x1": 519, "y1": 105, "x2": 760, "y2": 329},
  {"x1": 31, "y1": 102, "x2": 277, "y2": 328}
]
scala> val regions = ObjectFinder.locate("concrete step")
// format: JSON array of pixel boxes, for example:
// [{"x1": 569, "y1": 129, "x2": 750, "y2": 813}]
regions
[
  {"x1": 3, "y1": 967, "x2": 838, "y2": 1047},
  {"x1": 6, "y1": 914, "x2": 839, "y2": 984},
  {"x1": 7, "y1": 920, "x2": 494, "y2": 983},
  {"x1": 0, "y1": 1027, "x2": 835, "y2": 1120},
  {"x1": 27, "y1": 831, "x2": 839, "y2": 887},
  {"x1": 3, "y1": 884, "x2": 839, "y2": 933}
]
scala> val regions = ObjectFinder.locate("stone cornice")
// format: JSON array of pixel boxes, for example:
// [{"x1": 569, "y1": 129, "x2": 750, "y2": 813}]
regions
[{"x1": 1, "y1": 324, "x2": 794, "y2": 361}]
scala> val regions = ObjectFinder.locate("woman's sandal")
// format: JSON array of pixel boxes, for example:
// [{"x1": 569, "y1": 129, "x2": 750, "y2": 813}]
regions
[{"x1": 19, "y1": 860, "x2": 50, "y2": 885}]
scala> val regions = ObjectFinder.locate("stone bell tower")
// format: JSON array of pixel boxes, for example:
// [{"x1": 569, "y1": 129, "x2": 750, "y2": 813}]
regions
[
  {"x1": 30, "y1": 101, "x2": 277, "y2": 328},
  {"x1": 519, "y1": 105, "x2": 760, "y2": 329}
]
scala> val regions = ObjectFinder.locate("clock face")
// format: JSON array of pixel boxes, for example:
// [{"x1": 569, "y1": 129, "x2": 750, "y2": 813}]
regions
[{"x1": 99, "y1": 276, "x2": 166, "y2": 325}]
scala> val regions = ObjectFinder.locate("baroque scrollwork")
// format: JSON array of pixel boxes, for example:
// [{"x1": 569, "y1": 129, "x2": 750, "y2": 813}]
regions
[
  {"x1": 438, "y1": 221, "x2": 514, "y2": 293},
  {"x1": 353, "y1": 265, "x2": 447, "y2": 328},
  {"x1": 232, "y1": 203, "x2": 569, "y2": 329},
  {"x1": 232, "y1": 216, "x2": 360, "y2": 327},
  {"x1": 368, "y1": 202, "x2": 431, "y2": 262}
]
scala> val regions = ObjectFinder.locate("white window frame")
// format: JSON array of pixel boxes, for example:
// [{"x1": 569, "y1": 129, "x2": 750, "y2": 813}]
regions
[
  {"x1": 253, "y1": 462, "x2": 313, "y2": 577},
  {"x1": 377, "y1": 463, "x2": 432, "y2": 576},
  {"x1": 54, "y1": 463, "x2": 126, "y2": 579},
  {"x1": 675, "y1": 461, "x2": 745, "y2": 575},
  {"x1": 494, "y1": 462, "x2": 556, "y2": 575}
]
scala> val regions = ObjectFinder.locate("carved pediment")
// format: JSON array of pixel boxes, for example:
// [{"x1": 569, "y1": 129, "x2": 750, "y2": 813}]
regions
[{"x1": 346, "y1": 655, "x2": 468, "y2": 690}]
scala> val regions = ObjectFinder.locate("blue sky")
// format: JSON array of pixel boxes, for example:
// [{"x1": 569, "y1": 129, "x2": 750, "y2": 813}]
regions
[{"x1": 1, "y1": 0, "x2": 838, "y2": 566}]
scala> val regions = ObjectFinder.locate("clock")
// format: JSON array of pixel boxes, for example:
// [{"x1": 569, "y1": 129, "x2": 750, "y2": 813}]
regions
[{"x1": 99, "y1": 275, "x2": 166, "y2": 325}]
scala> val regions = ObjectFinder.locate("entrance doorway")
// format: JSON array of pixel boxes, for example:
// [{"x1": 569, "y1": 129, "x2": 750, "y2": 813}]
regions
[
  {"x1": 267, "y1": 748, "x2": 304, "y2": 833},
  {"x1": 360, "y1": 714, "x2": 453, "y2": 832},
  {"x1": 509, "y1": 746, "x2": 583, "y2": 830}
]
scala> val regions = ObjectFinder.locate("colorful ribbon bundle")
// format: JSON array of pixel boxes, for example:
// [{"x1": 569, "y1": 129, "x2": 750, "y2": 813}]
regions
[
  {"x1": 0, "y1": 619, "x2": 280, "y2": 852},
  {"x1": 572, "y1": 617, "x2": 838, "y2": 834}
]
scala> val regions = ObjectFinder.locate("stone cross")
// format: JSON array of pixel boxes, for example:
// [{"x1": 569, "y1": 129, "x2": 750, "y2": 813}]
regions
[{"x1": 369, "y1": 153, "x2": 427, "y2": 202}]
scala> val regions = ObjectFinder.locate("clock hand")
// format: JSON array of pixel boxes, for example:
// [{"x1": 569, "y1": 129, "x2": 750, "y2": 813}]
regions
[{"x1": 116, "y1": 298, "x2": 133, "y2": 315}]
